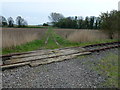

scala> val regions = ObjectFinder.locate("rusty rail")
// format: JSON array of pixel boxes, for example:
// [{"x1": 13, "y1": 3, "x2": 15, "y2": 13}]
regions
[
  {"x1": 1, "y1": 41, "x2": 119, "y2": 57},
  {"x1": 1, "y1": 41, "x2": 120, "y2": 70}
]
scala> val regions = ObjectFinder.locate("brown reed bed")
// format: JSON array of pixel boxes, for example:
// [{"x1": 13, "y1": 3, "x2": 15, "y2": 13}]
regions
[{"x1": 1, "y1": 28, "x2": 47, "y2": 48}]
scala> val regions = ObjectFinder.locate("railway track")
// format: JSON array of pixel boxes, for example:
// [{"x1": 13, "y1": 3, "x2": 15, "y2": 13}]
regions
[
  {"x1": 1, "y1": 41, "x2": 120, "y2": 70},
  {"x1": 45, "y1": 36, "x2": 49, "y2": 45}
]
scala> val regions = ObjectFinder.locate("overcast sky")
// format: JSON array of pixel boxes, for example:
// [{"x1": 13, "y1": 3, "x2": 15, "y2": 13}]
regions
[{"x1": 0, "y1": 0, "x2": 119, "y2": 25}]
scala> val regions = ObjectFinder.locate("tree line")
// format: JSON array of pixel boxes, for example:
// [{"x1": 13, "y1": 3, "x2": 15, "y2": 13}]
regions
[
  {"x1": 0, "y1": 16, "x2": 28, "y2": 27},
  {"x1": 49, "y1": 10, "x2": 119, "y2": 39},
  {"x1": 48, "y1": 12, "x2": 101, "y2": 29}
]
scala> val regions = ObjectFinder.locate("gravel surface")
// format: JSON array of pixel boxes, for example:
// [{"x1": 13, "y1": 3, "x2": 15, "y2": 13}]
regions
[{"x1": 2, "y1": 48, "x2": 118, "y2": 88}]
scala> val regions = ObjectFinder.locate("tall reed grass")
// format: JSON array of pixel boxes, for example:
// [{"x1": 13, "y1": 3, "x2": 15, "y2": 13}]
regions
[
  {"x1": 54, "y1": 29, "x2": 78, "y2": 38},
  {"x1": 67, "y1": 30, "x2": 109, "y2": 42},
  {"x1": 2, "y1": 28, "x2": 47, "y2": 48},
  {"x1": 54, "y1": 29, "x2": 110, "y2": 42}
]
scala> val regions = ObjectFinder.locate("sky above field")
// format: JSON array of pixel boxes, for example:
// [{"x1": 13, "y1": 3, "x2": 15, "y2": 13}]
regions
[{"x1": 0, "y1": 0, "x2": 119, "y2": 25}]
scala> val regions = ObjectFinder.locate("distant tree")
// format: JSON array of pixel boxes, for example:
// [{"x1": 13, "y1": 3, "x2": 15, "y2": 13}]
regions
[
  {"x1": 94, "y1": 17, "x2": 99, "y2": 29},
  {"x1": 89, "y1": 16, "x2": 95, "y2": 29},
  {"x1": 8, "y1": 17, "x2": 14, "y2": 27},
  {"x1": 43, "y1": 23, "x2": 49, "y2": 26},
  {"x1": 78, "y1": 16, "x2": 84, "y2": 29},
  {"x1": 22, "y1": 20, "x2": 28, "y2": 26},
  {"x1": 0, "y1": 16, "x2": 7, "y2": 26},
  {"x1": 84, "y1": 16, "x2": 90, "y2": 29},
  {"x1": 94, "y1": 17, "x2": 98, "y2": 29},
  {"x1": 48, "y1": 12, "x2": 64, "y2": 24},
  {"x1": 97, "y1": 17, "x2": 102, "y2": 29},
  {"x1": 48, "y1": 12, "x2": 103, "y2": 30},
  {"x1": 94, "y1": 17, "x2": 101, "y2": 29},
  {"x1": 55, "y1": 17, "x2": 78, "y2": 29},
  {"x1": 74, "y1": 16, "x2": 78, "y2": 28},
  {"x1": 16, "y1": 16, "x2": 22, "y2": 27},
  {"x1": 75, "y1": 16, "x2": 77, "y2": 21},
  {"x1": 16, "y1": 16, "x2": 28, "y2": 27}
]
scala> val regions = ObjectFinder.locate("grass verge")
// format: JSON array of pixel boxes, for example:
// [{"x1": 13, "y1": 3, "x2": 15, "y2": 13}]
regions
[
  {"x1": 77, "y1": 51, "x2": 118, "y2": 88},
  {"x1": 95, "y1": 53, "x2": 118, "y2": 87},
  {"x1": 2, "y1": 40, "x2": 45, "y2": 55}
]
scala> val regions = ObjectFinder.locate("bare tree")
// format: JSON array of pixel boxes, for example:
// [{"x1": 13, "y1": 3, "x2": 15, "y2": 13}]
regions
[
  {"x1": 48, "y1": 12, "x2": 64, "y2": 24},
  {"x1": 16, "y1": 16, "x2": 23, "y2": 27},
  {"x1": 16, "y1": 16, "x2": 28, "y2": 27},
  {"x1": 8, "y1": 17, "x2": 14, "y2": 27},
  {"x1": 22, "y1": 19, "x2": 28, "y2": 26},
  {"x1": 0, "y1": 16, "x2": 7, "y2": 26}
]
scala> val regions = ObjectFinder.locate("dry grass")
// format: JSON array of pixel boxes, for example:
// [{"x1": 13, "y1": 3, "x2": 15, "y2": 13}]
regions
[
  {"x1": 1, "y1": 28, "x2": 47, "y2": 48},
  {"x1": 54, "y1": 29, "x2": 110, "y2": 42},
  {"x1": 54, "y1": 29, "x2": 78, "y2": 38},
  {"x1": 67, "y1": 30, "x2": 109, "y2": 42},
  {"x1": 1, "y1": 28, "x2": 118, "y2": 49}
]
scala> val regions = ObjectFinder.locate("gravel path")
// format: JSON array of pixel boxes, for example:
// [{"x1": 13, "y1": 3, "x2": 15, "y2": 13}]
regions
[{"x1": 2, "y1": 48, "x2": 118, "y2": 88}]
